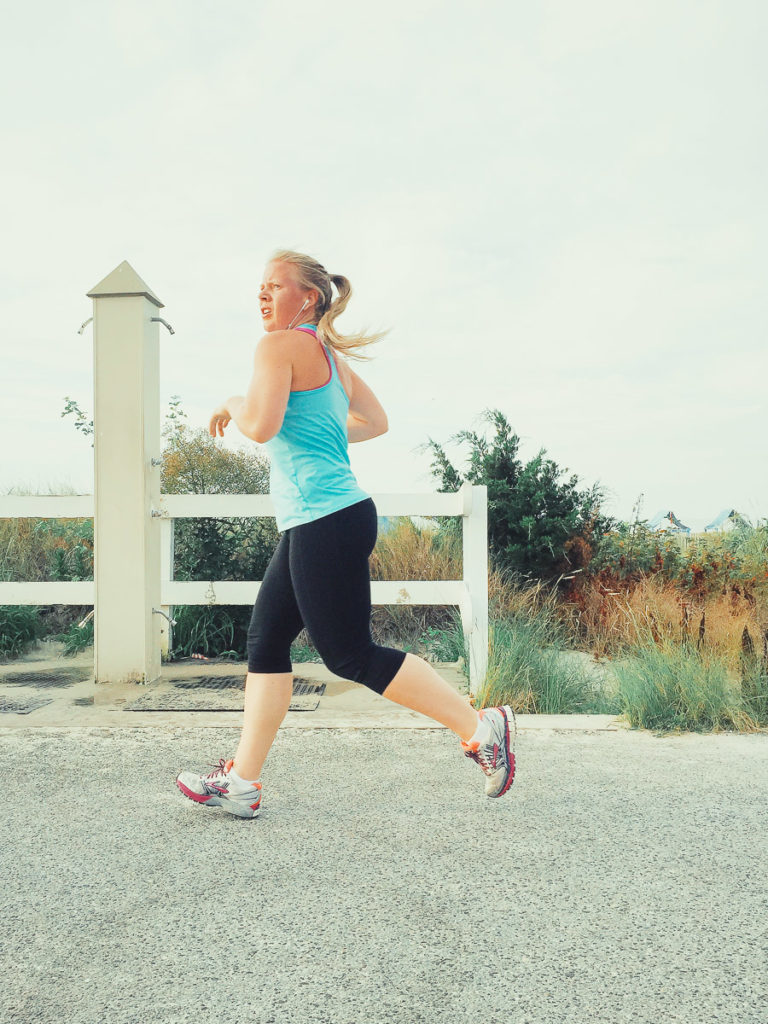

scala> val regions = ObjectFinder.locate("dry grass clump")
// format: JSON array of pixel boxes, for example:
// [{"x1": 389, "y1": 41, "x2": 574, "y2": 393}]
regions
[
  {"x1": 568, "y1": 573, "x2": 767, "y2": 662},
  {"x1": 0, "y1": 483, "x2": 87, "y2": 584},
  {"x1": 626, "y1": 576, "x2": 766, "y2": 662},
  {"x1": 489, "y1": 565, "x2": 558, "y2": 620},
  {"x1": 369, "y1": 518, "x2": 461, "y2": 581},
  {"x1": 0, "y1": 516, "x2": 50, "y2": 583},
  {"x1": 368, "y1": 518, "x2": 462, "y2": 655}
]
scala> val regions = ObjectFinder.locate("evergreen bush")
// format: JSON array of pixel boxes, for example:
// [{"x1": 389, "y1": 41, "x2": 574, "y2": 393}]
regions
[{"x1": 418, "y1": 408, "x2": 615, "y2": 582}]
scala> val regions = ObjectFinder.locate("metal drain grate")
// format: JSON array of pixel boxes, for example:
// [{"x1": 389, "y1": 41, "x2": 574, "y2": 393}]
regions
[
  {"x1": 172, "y1": 676, "x2": 245, "y2": 690},
  {"x1": 0, "y1": 695, "x2": 54, "y2": 714},
  {"x1": 0, "y1": 670, "x2": 86, "y2": 689},
  {"x1": 123, "y1": 678, "x2": 326, "y2": 712}
]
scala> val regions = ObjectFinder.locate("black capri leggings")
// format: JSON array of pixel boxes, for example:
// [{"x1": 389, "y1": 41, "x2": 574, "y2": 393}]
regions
[{"x1": 246, "y1": 497, "x2": 408, "y2": 695}]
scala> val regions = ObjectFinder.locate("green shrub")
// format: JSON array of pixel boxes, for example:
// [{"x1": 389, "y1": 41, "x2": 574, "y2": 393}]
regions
[
  {"x1": 728, "y1": 521, "x2": 768, "y2": 592},
  {"x1": 32, "y1": 518, "x2": 94, "y2": 581},
  {"x1": 590, "y1": 520, "x2": 684, "y2": 580},
  {"x1": 675, "y1": 523, "x2": 768, "y2": 599},
  {"x1": 591, "y1": 516, "x2": 768, "y2": 599},
  {"x1": 418, "y1": 408, "x2": 614, "y2": 582},
  {"x1": 163, "y1": 421, "x2": 278, "y2": 584}
]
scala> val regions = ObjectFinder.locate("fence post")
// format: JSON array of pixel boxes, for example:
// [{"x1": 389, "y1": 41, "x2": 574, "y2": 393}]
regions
[
  {"x1": 461, "y1": 482, "x2": 489, "y2": 698},
  {"x1": 87, "y1": 261, "x2": 163, "y2": 684}
]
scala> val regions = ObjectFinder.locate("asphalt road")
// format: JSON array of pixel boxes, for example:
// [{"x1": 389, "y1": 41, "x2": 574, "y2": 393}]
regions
[{"x1": 1, "y1": 725, "x2": 766, "y2": 1024}]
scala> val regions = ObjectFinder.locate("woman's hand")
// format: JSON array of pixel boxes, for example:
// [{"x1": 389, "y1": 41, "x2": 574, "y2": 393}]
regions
[{"x1": 209, "y1": 403, "x2": 232, "y2": 437}]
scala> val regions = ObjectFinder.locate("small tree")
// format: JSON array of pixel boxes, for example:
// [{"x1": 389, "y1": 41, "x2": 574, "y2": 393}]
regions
[
  {"x1": 417, "y1": 408, "x2": 615, "y2": 582},
  {"x1": 161, "y1": 419, "x2": 278, "y2": 585},
  {"x1": 61, "y1": 397, "x2": 94, "y2": 445}
]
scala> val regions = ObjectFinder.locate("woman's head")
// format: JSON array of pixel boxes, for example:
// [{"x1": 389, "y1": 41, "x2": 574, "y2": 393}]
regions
[{"x1": 259, "y1": 249, "x2": 387, "y2": 361}]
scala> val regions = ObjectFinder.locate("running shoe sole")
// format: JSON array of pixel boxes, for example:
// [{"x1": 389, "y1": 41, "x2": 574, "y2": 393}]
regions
[{"x1": 489, "y1": 705, "x2": 516, "y2": 798}]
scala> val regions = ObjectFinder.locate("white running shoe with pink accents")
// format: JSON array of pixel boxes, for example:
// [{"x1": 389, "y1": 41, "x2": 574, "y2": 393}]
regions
[
  {"x1": 175, "y1": 757, "x2": 262, "y2": 818},
  {"x1": 460, "y1": 705, "x2": 517, "y2": 797}
]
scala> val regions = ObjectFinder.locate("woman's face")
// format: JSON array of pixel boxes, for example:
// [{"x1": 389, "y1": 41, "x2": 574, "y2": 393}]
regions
[{"x1": 259, "y1": 260, "x2": 315, "y2": 332}]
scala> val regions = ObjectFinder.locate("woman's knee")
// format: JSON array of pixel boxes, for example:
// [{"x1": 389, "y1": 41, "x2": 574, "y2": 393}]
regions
[
  {"x1": 246, "y1": 634, "x2": 292, "y2": 675},
  {"x1": 322, "y1": 643, "x2": 407, "y2": 696}
]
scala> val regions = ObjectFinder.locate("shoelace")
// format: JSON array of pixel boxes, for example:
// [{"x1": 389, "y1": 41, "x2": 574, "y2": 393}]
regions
[
  {"x1": 465, "y1": 746, "x2": 498, "y2": 774},
  {"x1": 203, "y1": 757, "x2": 232, "y2": 783},
  {"x1": 464, "y1": 708, "x2": 518, "y2": 775}
]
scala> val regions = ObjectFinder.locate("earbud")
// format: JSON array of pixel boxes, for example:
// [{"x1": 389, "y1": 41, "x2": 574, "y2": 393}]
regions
[{"x1": 300, "y1": 299, "x2": 310, "y2": 310}]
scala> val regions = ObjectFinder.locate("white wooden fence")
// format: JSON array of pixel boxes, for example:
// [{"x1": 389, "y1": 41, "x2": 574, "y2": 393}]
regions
[
  {"x1": 0, "y1": 260, "x2": 489, "y2": 691},
  {"x1": 0, "y1": 486, "x2": 488, "y2": 692}
]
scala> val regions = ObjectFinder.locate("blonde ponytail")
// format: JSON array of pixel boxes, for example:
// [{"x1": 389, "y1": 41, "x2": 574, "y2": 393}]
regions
[{"x1": 270, "y1": 249, "x2": 388, "y2": 362}]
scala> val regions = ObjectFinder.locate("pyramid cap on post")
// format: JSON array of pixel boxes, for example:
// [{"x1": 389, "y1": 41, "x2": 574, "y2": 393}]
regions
[{"x1": 87, "y1": 260, "x2": 164, "y2": 308}]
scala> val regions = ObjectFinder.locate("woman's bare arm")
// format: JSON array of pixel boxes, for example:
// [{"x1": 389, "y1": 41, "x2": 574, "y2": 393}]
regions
[{"x1": 345, "y1": 365, "x2": 388, "y2": 443}]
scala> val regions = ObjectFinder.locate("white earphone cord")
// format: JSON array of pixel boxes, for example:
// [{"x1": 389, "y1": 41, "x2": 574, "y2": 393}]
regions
[{"x1": 286, "y1": 298, "x2": 311, "y2": 331}]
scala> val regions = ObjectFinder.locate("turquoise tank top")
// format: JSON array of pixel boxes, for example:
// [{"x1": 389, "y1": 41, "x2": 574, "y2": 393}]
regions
[{"x1": 263, "y1": 324, "x2": 371, "y2": 532}]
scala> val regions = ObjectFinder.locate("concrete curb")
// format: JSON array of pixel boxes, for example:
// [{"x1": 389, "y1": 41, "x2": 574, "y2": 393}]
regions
[
  {"x1": 0, "y1": 646, "x2": 627, "y2": 732},
  {"x1": 0, "y1": 714, "x2": 625, "y2": 733}
]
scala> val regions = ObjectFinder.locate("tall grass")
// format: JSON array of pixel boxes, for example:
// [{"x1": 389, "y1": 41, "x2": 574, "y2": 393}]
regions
[
  {"x1": 0, "y1": 605, "x2": 44, "y2": 659},
  {"x1": 473, "y1": 567, "x2": 610, "y2": 714},
  {"x1": 476, "y1": 616, "x2": 599, "y2": 713},
  {"x1": 170, "y1": 605, "x2": 241, "y2": 660},
  {"x1": 611, "y1": 637, "x2": 764, "y2": 734},
  {"x1": 740, "y1": 652, "x2": 768, "y2": 726}
]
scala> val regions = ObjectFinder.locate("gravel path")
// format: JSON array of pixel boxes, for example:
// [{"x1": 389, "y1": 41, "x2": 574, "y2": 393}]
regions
[{"x1": 1, "y1": 725, "x2": 766, "y2": 1024}]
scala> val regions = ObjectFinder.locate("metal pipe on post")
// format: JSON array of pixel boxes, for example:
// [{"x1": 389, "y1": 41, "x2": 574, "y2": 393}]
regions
[
  {"x1": 159, "y1": 514, "x2": 175, "y2": 658},
  {"x1": 461, "y1": 482, "x2": 489, "y2": 699},
  {"x1": 87, "y1": 261, "x2": 164, "y2": 684}
]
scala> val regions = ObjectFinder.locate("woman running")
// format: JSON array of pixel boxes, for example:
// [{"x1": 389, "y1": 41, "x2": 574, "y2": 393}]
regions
[{"x1": 175, "y1": 249, "x2": 515, "y2": 817}]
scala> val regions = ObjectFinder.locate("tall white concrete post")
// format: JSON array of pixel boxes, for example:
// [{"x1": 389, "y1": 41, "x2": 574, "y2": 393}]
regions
[
  {"x1": 461, "y1": 482, "x2": 489, "y2": 697},
  {"x1": 87, "y1": 261, "x2": 163, "y2": 684}
]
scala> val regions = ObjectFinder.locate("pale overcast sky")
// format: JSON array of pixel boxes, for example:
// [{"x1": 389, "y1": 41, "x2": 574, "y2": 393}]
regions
[{"x1": 2, "y1": 0, "x2": 766, "y2": 530}]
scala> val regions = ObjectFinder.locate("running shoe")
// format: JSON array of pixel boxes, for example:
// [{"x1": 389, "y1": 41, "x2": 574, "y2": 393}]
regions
[
  {"x1": 175, "y1": 757, "x2": 262, "y2": 818},
  {"x1": 460, "y1": 705, "x2": 517, "y2": 797}
]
